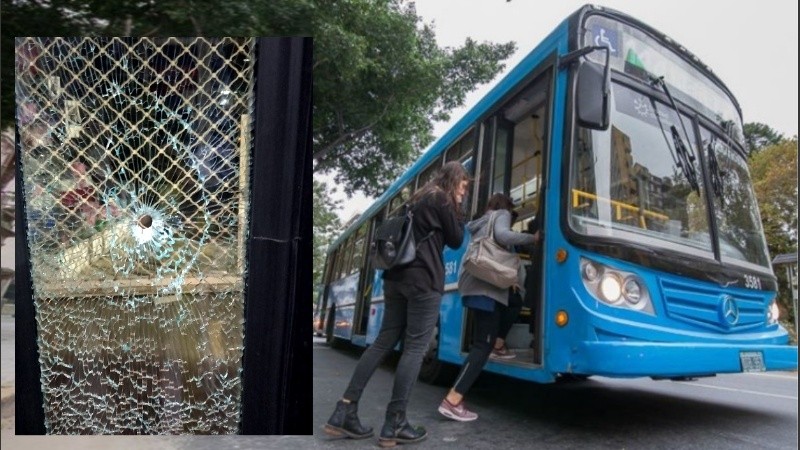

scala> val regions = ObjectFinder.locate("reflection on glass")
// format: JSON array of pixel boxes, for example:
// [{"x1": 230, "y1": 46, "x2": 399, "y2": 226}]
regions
[
  {"x1": 15, "y1": 37, "x2": 254, "y2": 434},
  {"x1": 570, "y1": 82, "x2": 713, "y2": 259},
  {"x1": 582, "y1": 15, "x2": 744, "y2": 147},
  {"x1": 701, "y1": 129, "x2": 771, "y2": 268}
]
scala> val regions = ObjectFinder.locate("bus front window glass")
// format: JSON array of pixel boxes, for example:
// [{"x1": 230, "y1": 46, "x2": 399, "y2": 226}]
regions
[
  {"x1": 701, "y1": 129, "x2": 771, "y2": 269},
  {"x1": 570, "y1": 82, "x2": 713, "y2": 258},
  {"x1": 582, "y1": 15, "x2": 744, "y2": 147}
]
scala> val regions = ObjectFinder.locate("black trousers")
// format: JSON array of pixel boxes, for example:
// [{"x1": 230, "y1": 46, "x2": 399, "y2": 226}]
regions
[
  {"x1": 452, "y1": 302, "x2": 502, "y2": 395},
  {"x1": 497, "y1": 290, "x2": 522, "y2": 341}
]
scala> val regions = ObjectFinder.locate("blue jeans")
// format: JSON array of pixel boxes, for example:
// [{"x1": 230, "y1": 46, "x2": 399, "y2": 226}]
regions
[{"x1": 343, "y1": 280, "x2": 442, "y2": 414}]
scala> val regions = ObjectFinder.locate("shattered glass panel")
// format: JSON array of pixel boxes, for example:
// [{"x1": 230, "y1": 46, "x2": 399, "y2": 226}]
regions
[{"x1": 15, "y1": 37, "x2": 254, "y2": 434}]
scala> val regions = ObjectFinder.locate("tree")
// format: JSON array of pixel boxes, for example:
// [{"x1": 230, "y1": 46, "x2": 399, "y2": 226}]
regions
[
  {"x1": 309, "y1": 1, "x2": 516, "y2": 196},
  {"x1": 744, "y1": 122, "x2": 785, "y2": 155},
  {"x1": 749, "y1": 138, "x2": 798, "y2": 324},
  {"x1": 313, "y1": 180, "x2": 342, "y2": 285},
  {"x1": 2, "y1": 0, "x2": 515, "y2": 197},
  {"x1": 749, "y1": 138, "x2": 798, "y2": 256}
]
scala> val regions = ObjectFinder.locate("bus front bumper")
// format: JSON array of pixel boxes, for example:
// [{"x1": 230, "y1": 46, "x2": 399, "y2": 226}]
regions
[{"x1": 574, "y1": 341, "x2": 798, "y2": 377}]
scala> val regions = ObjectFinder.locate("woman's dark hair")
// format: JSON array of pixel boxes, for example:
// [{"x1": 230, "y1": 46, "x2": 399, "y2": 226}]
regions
[
  {"x1": 411, "y1": 161, "x2": 470, "y2": 218},
  {"x1": 485, "y1": 193, "x2": 515, "y2": 214}
]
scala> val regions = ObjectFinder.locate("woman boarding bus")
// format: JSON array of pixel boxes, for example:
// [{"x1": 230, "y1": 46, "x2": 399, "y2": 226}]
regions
[{"x1": 319, "y1": 4, "x2": 797, "y2": 395}]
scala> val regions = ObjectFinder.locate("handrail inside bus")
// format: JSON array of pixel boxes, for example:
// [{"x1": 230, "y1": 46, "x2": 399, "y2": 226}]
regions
[{"x1": 571, "y1": 188, "x2": 669, "y2": 230}]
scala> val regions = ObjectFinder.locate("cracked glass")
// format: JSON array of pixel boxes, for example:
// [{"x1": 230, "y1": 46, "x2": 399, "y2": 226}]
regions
[{"x1": 15, "y1": 37, "x2": 254, "y2": 434}]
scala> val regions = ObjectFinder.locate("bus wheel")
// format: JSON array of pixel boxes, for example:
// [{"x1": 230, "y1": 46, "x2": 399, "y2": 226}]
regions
[
  {"x1": 418, "y1": 324, "x2": 455, "y2": 385},
  {"x1": 325, "y1": 308, "x2": 342, "y2": 349}
]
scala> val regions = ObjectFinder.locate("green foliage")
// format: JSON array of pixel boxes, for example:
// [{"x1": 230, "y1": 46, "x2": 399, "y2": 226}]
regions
[
  {"x1": 1, "y1": 0, "x2": 83, "y2": 128},
  {"x1": 309, "y1": 1, "x2": 516, "y2": 196},
  {"x1": 749, "y1": 138, "x2": 798, "y2": 256},
  {"x1": 743, "y1": 122, "x2": 785, "y2": 155},
  {"x1": 2, "y1": 0, "x2": 515, "y2": 198},
  {"x1": 313, "y1": 180, "x2": 342, "y2": 285},
  {"x1": 749, "y1": 138, "x2": 798, "y2": 324}
]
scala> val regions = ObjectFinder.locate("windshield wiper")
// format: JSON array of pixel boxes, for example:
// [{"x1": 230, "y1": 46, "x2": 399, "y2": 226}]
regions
[
  {"x1": 650, "y1": 75, "x2": 700, "y2": 194},
  {"x1": 670, "y1": 125, "x2": 700, "y2": 194}
]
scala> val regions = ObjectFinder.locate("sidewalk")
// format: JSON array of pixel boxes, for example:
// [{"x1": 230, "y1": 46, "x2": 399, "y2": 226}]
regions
[{"x1": 1, "y1": 306, "x2": 15, "y2": 430}]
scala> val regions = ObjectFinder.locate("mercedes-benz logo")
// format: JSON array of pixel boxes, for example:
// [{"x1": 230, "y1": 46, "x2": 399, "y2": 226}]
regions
[{"x1": 719, "y1": 295, "x2": 739, "y2": 326}]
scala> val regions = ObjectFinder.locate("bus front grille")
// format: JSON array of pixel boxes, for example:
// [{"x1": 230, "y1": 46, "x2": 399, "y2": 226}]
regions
[{"x1": 659, "y1": 278, "x2": 767, "y2": 333}]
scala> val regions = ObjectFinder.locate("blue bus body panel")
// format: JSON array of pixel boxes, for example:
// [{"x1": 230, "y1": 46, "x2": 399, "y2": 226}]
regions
[
  {"x1": 540, "y1": 243, "x2": 798, "y2": 377},
  {"x1": 578, "y1": 342, "x2": 798, "y2": 377},
  {"x1": 366, "y1": 236, "x2": 469, "y2": 345},
  {"x1": 366, "y1": 299, "x2": 383, "y2": 345},
  {"x1": 329, "y1": 273, "x2": 359, "y2": 341}
]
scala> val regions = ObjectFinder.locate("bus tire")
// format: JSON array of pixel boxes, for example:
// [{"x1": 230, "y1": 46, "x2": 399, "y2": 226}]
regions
[
  {"x1": 325, "y1": 307, "x2": 342, "y2": 349},
  {"x1": 418, "y1": 324, "x2": 456, "y2": 386}
]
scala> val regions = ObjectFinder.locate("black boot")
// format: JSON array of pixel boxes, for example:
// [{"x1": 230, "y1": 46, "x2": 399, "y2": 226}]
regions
[
  {"x1": 378, "y1": 410, "x2": 427, "y2": 447},
  {"x1": 323, "y1": 400, "x2": 374, "y2": 439}
]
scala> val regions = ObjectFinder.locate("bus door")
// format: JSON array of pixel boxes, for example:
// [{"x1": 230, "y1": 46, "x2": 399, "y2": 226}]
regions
[
  {"x1": 474, "y1": 72, "x2": 552, "y2": 364},
  {"x1": 461, "y1": 116, "x2": 515, "y2": 352},
  {"x1": 505, "y1": 72, "x2": 551, "y2": 366}
]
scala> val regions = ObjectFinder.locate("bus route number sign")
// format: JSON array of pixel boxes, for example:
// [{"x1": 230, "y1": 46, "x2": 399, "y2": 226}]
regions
[{"x1": 739, "y1": 351, "x2": 765, "y2": 372}]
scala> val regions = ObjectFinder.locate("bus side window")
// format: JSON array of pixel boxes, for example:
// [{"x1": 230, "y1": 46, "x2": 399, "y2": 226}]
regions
[
  {"x1": 330, "y1": 248, "x2": 341, "y2": 281},
  {"x1": 416, "y1": 156, "x2": 443, "y2": 190},
  {"x1": 351, "y1": 223, "x2": 368, "y2": 275},
  {"x1": 446, "y1": 128, "x2": 477, "y2": 214},
  {"x1": 388, "y1": 183, "x2": 412, "y2": 215},
  {"x1": 337, "y1": 237, "x2": 352, "y2": 279}
]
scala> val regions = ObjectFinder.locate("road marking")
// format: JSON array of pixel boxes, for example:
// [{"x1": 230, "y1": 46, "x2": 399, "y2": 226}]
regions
[
  {"x1": 686, "y1": 382, "x2": 797, "y2": 400},
  {"x1": 743, "y1": 372, "x2": 797, "y2": 380}
]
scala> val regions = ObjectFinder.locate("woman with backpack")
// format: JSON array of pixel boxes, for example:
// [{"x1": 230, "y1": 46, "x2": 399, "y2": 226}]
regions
[
  {"x1": 324, "y1": 161, "x2": 469, "y2": 447},
  {"x1": 438, "y1": 193, "x2": 539, "y2": 422}
]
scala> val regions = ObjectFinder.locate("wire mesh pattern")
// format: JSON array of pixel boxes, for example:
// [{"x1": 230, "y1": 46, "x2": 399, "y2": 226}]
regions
[{"x1": 15, "y1": 37, "x2": 254, "y2": 434}]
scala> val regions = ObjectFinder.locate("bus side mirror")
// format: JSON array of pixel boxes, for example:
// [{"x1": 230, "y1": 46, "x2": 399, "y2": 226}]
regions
[{"x1": 576, "y1": 60, "x2": 610, "y2": 130}]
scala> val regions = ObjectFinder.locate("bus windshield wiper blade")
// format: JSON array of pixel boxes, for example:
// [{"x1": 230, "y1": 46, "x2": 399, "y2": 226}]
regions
[
  {"x1": 651, "y1": 75, "x2": 700, "y2": 194},
  {"x1": 670, "y1": 125, "x2": 700, "y2": 194}
]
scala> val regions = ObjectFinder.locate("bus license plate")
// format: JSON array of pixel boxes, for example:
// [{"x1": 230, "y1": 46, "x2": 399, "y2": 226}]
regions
[{"x1": 739, "y1": 351, "x2": 765, "y2": 372}]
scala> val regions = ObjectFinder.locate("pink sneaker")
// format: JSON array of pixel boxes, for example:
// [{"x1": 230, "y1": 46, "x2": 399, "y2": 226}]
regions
[
  {"x1": 438, "y1": 398, "x2": 478, "y2": 422},
  {"x1": 490, "y1": 345, "x2": 515, "y2": 360}
]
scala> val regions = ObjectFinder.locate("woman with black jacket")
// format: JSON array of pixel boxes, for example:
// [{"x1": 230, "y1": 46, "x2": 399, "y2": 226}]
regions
[{"x1": 324, "y1": 161, "x2": 469, "y2": 447}]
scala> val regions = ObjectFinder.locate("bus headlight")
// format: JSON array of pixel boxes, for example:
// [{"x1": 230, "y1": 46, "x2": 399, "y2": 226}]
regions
[
  {"x1": 767, "y1": 300, "x2": 780, "y2": 325},
  {"x1": 580, "y1": 257, "x2": 654, "y2": 315},
  {"x1": 599, "y1": 273, "x2": 622, "y2": 303},
  {"x1": 622, "y1": 278, "x2": 642, "y2": 304},
  {"x1": 582, "y1": 261, "x2": 600, "y2": 282}
]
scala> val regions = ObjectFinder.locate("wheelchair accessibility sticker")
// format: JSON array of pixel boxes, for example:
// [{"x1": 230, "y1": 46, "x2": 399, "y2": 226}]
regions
[{"x1": 590, "y1": 25, "x2": 620, "y2": 56}]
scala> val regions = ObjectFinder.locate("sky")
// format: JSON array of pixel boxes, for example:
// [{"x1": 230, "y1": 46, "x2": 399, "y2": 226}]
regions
[{"x1": 324, "y1": 0, "x2": 799, "y2": 222}]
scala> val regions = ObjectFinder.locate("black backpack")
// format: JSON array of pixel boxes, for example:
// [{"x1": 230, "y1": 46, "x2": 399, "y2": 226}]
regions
[{"x1": 370, "y1": 204, "x2": 432, "y2": 270}]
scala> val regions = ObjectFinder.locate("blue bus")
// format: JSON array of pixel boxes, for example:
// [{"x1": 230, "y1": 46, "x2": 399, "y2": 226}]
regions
[{"x1": 319, "y1": 4, "x2": 798, "y2": 384}]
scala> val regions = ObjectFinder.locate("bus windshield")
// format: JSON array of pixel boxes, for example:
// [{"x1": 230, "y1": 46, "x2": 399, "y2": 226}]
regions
[
  {"x1": 569, "y1": 14, "x2": 771, "y2": 271},
  {"x1": 582, "y1": 14, "x2": 744, "y2": 145}
]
